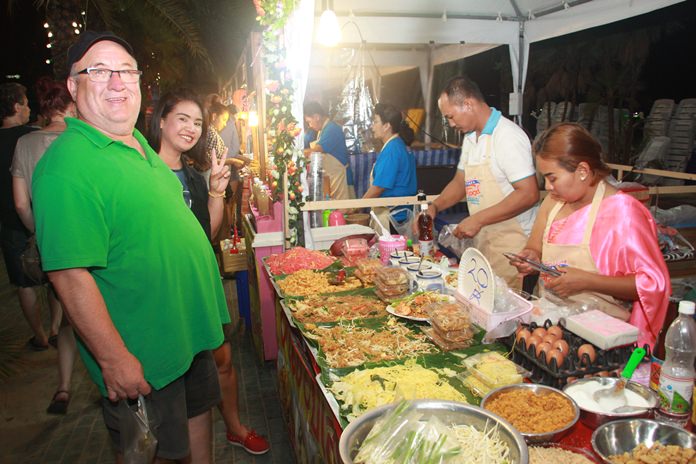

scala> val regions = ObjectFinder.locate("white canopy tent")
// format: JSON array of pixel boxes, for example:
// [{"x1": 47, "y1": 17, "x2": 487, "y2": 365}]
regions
[{"x1": 304, "y1": 0, "x2": 685, "y2": 132}]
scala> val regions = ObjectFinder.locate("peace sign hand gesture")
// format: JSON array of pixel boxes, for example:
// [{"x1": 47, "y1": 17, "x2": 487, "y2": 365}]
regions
[{"x1": 209, "y1": 148, "x2": 231, "y2": 197}]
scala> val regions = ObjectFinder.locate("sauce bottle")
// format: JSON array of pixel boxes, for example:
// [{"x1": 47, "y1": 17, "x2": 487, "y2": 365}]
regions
[{"x1": 417, "y1": 191, "x2": 434, "y2": 257}]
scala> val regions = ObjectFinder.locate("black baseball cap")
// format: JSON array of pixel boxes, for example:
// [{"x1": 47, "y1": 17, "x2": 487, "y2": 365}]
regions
[{"x1": 66, "y1": 31, "x2": 134, "y2": 75}]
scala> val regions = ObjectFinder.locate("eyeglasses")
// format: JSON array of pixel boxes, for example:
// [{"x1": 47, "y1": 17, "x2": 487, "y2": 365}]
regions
[{"x1": 74, "y1": 67, "x2": 143, "y2": 83}]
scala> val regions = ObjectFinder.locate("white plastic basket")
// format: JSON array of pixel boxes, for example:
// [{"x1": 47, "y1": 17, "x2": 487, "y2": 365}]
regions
[{"x1": 453, "y1": 289, "x2": 532, "y2": 332}]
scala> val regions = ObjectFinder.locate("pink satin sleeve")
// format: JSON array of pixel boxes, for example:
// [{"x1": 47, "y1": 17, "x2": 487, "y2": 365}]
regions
[{"x1": 548, "y1": 193, "x2": 671, "y2": 348}]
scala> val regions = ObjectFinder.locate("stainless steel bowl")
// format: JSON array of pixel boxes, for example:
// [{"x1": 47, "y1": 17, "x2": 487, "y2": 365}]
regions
[
  {"x1": 481, "y1": 383, "x2": 580, "y2": 444},
  {"x1": 591, "y1": 419, "x2": 696, "y2": 463},
  {"x1": 338, "y1": 399, "x2": 529, "y2": 463},
  {"x1": 563, "y1": 377, "x2": 659, "y2": 429}
]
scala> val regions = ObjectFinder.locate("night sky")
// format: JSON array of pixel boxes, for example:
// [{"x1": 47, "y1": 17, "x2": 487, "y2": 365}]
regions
[{"x1": 2, "y1": 1, "x2": 696, "y2": 115}]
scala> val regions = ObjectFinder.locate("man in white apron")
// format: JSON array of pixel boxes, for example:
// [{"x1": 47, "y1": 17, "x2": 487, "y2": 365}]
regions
[{"x1": 426, "y1": 76, "x2": 540, "y2": 290}]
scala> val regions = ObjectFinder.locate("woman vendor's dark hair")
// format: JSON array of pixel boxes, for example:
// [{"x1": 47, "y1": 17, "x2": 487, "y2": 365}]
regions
[
  {"x1": 147, "y1": 88, "x2": 209, "y2": 171},
  {"x1": 35, "y1": 77, "x2": 72, "y2": 120},
  {"x1": 374, "y1": 102, "x2": 415, "y2": 146},
  {"x1": 533, "y1": 122, "x2": 611, "y2": 183}
]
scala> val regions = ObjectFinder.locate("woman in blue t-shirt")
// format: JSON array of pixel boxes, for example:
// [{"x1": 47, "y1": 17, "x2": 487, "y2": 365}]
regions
[
  {"x1": 148, "y1": 90, "x2": 270, "y2": 455},
  {"x1": 363, "y1": 103, "x2": 417, "y2": 226}
]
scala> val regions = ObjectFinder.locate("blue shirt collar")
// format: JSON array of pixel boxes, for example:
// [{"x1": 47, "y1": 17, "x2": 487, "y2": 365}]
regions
[{"x1": 481, "y1": 107, "x2": 501, "y2": 135}]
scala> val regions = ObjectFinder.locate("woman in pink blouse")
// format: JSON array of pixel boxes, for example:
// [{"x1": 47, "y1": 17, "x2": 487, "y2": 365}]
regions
[{"x1": 510, "y1": 123, "x2": 670, "y2": 349}]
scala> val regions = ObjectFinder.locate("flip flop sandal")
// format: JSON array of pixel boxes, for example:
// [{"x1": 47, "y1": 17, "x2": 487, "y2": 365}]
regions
[
  {"x1": 27, "y1": 336, "x2": 49, "y2": 351},
  {"x1": 46, "y1": 390, "x2": 70, "y2": 415}
]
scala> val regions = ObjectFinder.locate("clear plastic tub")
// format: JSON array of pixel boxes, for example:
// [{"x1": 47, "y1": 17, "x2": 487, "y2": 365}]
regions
[{"x1": 463, "y1": 352, "x2": 530, "y2": 389}]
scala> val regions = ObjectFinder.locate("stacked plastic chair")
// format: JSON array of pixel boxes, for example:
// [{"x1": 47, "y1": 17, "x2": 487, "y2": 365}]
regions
[
  {"x1": 535, "y1": 101, "x2": 556, "y2": 135},
  {"x1": 661, "y1": 98, "x2": 696, "y2": 185}
]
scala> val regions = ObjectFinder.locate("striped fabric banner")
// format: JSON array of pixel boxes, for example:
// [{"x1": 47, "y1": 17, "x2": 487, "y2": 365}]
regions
[{"x1": 349, "y1": 147, "x2": 462, "y2": 198}]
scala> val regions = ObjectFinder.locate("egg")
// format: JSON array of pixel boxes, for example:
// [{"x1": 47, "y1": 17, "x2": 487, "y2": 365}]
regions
[
  {"x1": 547, "y1": 349, "x2": 565, "y2": 369},
  {"x1": 536, "y1": 342, "x2": 553, "y2": 358},
  {"x1": 552, "y1": 338, "x2": 570, "y2": 356},
  {"x1": 542, "y1": 333, "x2": 559, "y2": 345},
  {"x1": 527, "y1": 335, "x2": 543, "y2": 349},
  {"x1": 532, "y1": 327, "x2": 547, "y2": 339},
  {"x1": 577, "y1": 344, "x2": 597, "y2": 365},
  {"x1": 516, "y1": 328, "x2": 532, "y2": 344},
  {"x1": 546, "y1": 325, "x2": 563, "y2": 339}
]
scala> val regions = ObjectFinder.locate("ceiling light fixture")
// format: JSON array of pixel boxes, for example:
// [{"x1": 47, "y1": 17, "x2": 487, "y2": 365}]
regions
[{"x1": 317, "y1": 0, "x2": 341, "y2": 47}]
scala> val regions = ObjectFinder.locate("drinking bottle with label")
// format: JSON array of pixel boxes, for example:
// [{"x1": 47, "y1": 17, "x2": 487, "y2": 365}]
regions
[{"x1": 655, "y1": 300, "x2": 696, "y2": 428}]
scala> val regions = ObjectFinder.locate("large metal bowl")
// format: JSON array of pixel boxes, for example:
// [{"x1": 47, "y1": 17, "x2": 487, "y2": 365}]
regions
[
  {"x1": 562, "y1": 377, "x2": 659, "y2": 429},
  {"x1": 481, "y1": 383, "x2": 580, "y2": 444},
  {"x1": 338, "y1": 399, "x2": 529, "y2": 463},
  {"x1": 591, "y1": 419, "x2": 696, "y2": 463}
]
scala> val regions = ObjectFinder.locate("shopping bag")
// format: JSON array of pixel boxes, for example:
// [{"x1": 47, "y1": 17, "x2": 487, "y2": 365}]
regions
[{"x1": 121, "y1": 395, "x2": 157, "y2": 464}]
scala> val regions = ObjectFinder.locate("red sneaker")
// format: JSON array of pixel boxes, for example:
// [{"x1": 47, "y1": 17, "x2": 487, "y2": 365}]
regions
[{"x1": 226, "y1": 429, "x2": 270, "y2": 455}]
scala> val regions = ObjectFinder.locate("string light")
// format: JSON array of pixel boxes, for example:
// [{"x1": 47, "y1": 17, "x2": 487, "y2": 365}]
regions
[
  {"x1": 45, "y1": 59, "x2": 51, "y2": 64},
  {"x1": 43, "y1": 22, "x2": 49, "y2": 28},
  {"x1": 47, "y1": 31, "x2": 53, "y2": 38},
  {"x1": 72, "y1": 21, "x2": 78, "y2": 27},
  {"x1": 46, "y1": 43, "x2": 52, "y2": 48},
  {"x1": 74, "y1": 29, "x2": 80, "y2": 34}
]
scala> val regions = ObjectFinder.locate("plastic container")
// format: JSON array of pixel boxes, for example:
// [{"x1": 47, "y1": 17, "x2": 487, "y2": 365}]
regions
[
  {"x1": 463, "y1": 352, "x2": 530, "y2": 389},
  {"x1": 341, "y1": 238, "x2": 369, "y2": 260},
  {"x1": 453, "y1": 289, "x2": 532, "y2": 332},
  {"x1": 655, "y1": 300, "x2": 696, "y2": 428},
  {"x1": 415, "y1": 269, "x2": 444, "y2": 293},
  {"x1": 374, "y1": 266, "x2": 411, "y2": 302},
  {"x1": 397, "y1": 256, "x2": 421, "y2": 269},
  {"x1": 377, "y1": 235, "x2": 407, "y2": 264},
  {"x1": 329, "y1": 210, "x2": 347, "y2": 226},
  {"x1": 389, "y1": 250, "x2": 414, "y2": 266}
]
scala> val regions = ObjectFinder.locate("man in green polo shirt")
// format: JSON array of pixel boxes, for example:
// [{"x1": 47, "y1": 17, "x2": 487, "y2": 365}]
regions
[{"x1": 32, "y1": 31, "x2": 229, "y2": 463}]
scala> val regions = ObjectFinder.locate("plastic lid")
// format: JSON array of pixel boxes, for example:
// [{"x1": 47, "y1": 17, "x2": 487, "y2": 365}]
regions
[{"x1": 678, "y1": 300, "x2": 695, "y2": 315}]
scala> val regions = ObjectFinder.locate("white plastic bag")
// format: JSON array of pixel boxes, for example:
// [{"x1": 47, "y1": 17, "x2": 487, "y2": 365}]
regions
[{"x1": 121, "y1": 395, "x2": 157, "y2": 464}]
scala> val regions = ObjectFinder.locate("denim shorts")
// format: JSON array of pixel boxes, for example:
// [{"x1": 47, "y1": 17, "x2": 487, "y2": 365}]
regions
[{"x1": 102, "y1": 350, "x2": 221, "y2": 460}]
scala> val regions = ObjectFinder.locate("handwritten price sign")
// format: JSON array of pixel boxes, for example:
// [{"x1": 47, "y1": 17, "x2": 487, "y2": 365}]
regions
[
  {"x1": 466, "y1": 256, "x2": 489, "y2": 305},
  {"x1": 458, "y1": 248, "x2": 495, "y2": 311}
]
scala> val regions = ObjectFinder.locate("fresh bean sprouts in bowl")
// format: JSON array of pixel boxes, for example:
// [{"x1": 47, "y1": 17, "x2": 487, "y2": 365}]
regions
[{"x1": 338, "y1": 399, "x2": 528, "y2": 464}]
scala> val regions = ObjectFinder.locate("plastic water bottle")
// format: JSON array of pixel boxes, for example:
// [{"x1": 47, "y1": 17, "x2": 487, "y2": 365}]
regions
[{"x1": 655, "y1": 300, "x2": 696, "y2": 428}]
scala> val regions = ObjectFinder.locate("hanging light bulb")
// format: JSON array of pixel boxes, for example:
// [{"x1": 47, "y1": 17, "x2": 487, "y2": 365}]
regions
[
  {"x1": 442, "y1": 10, "x2": 447, "y2": 22},
  {"x1": 563, "y1": 1, "x2": 570, "y2": 10},
  {"x1": 47, "y1": 31, "x2": 53, "y2": 38},
  {"x1": 317, "y1": 7, "x2": 340, "y2": 46},
  {"x1": 46, "y1": 43, "x2": 52, "y2": 48},
  {"x1": 72, "y1": 21, "x2": 78, "y2": 27},
  {"x1": 74, "y1": 29, "x2": 80, "y2": 34},
  {"x1": 43, "y1": 22, "x2": 49, "y2": 28},
  {"x1": 248, "y1": 111, "x2": 259, "y2": 127},
  {"x1": 528, "y1": 10, "x2": 535, "y2": 20},
  {"x1": 496, "y1": 12, "x2": 503, "y2": 22},
  {"x1": 46, "y1": 59, "x2": 51, "y2": 64}
]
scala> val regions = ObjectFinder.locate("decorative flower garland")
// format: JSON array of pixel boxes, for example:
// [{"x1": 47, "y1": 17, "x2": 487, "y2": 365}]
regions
[{"x1": 255, "y1": 0, "x2": 305, "y2": 246}]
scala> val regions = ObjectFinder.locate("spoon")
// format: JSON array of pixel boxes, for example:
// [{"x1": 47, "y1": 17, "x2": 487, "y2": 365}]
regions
[
  {"x1": 370, "y1": 211, "x2": 391, "y2": 239},
  {"x1": 592, "y1": 347, "x2": 646, "y2": 409}
]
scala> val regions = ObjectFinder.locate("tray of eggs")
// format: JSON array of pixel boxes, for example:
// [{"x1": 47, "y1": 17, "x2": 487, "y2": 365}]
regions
[{"x1": 506, "y1": 320, "x2": 648, "y2": 389}]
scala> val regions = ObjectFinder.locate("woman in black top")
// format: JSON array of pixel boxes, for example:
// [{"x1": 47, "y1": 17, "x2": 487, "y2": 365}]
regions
[{"x1": 148, "y1": 89, "x2": 270, "y2": 455}]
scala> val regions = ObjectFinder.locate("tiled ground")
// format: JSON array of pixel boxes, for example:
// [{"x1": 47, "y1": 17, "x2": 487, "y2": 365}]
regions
[{"x1": 0, "y1": 264, "x2": 295, "y2": 464}]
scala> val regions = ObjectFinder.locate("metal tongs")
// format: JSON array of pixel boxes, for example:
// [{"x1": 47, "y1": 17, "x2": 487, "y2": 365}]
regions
[{"x1": 503, "y1": 252, "x2": 562, "y2": 277}]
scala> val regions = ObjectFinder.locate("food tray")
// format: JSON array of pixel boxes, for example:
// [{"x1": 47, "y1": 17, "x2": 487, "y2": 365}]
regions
[
  {"x1": 504, "y1": 320, "x2": 651, "y2": 389},
  {"x1": 454, "y1": 289, "x2": 532, "y2": 332},
  {"x1": 463, "y1": 352, "x2": 531, "y2": 388}
]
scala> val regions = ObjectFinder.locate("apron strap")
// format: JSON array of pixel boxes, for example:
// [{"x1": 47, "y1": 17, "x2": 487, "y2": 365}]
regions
[
  {"x1": 543, "y1": 201, "x2": 565, "y2": 242},
  {"x1": 581, "y1": 180, "x2": 606, "y2": 246}
]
